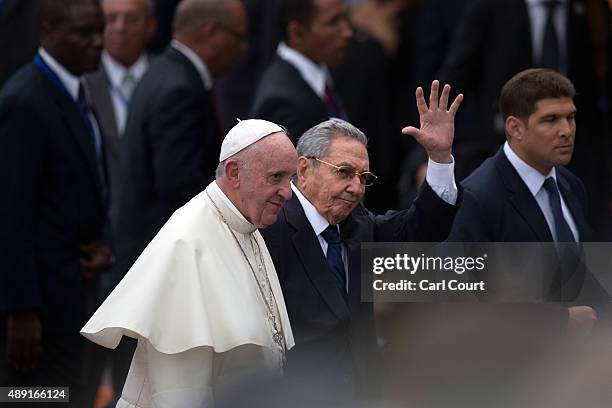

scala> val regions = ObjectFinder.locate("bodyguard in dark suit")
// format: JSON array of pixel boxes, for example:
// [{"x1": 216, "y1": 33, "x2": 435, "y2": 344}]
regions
[
  {"x1": 0, "y1": 0, "x2": 111, "y2": 406},
  {"x1": 261, "y1": 81, "x2": 463, "y2": 405},
  {"x1": 448, "y1": 69, "x2": 606, "y2": 327},
  {"x1": 251, "y1": 0, "x2": 353, "y2": 142},
  {"x1": 115, "y1": 0, "x2": 248, "y2": 277}
]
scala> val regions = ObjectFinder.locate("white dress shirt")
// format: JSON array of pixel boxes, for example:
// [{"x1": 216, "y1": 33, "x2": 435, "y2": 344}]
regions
[
  {"x1": 39, "y1": 47, "x2": 103, "y2": 159},
  {"x1": 503, "y1": 142, "x2": 579, "y2": 241},
  {"x1": 39, "y1": 47, "x2": 80, "y2": 99},
  {"x1": 101, "y1": 51, "x2": 149, "y2": 136},
  {"x1": 277, "y1": 42, "x2": 332, "y2": 100}
]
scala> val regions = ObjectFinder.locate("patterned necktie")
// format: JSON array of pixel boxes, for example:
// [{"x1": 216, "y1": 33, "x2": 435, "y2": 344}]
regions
[
  {"x1": 120, "y1": 72, "x2": 137, "y2": 101},
  {"x1": 543, "y1": 177, "x2": 575, "y2": 242},
  {"x1": 541, "y1": 0, "x2": 560, "y2": 70},
  {"x1": 321, "y1": 225, "x2": 347, "y2": 299}
]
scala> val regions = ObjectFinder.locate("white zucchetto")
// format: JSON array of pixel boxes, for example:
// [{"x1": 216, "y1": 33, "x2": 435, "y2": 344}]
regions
[{"x1": 219, "y1": 119, "x2": 285, "y2": 162}]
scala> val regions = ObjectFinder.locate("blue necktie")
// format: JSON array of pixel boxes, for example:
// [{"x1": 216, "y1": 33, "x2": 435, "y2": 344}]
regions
[
  {"x1": 543, "y1": 177, "x2": 575, "y2": 242},
  {"x1": 321, "y1": 225, "x2": 347, "y2": 298},
  {"x1": 0, "y1": 0, "x2": 6, "y2": 14}
]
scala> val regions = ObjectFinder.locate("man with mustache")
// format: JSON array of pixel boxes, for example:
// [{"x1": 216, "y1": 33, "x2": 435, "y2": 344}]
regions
[{"x1": 261, "y1": 80, "x2": 463, "y2": 404}]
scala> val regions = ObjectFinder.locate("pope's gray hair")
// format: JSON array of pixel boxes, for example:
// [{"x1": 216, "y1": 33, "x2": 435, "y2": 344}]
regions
[
  {"x1": 215, "y1": 144, "x2": 255, "y2": 179},
  {"x1": 296, "y1": 118, "x2": 368, "y2": 162}
]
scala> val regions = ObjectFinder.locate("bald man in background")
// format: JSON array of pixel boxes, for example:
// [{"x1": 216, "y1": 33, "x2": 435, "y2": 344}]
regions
[{"x1": 114, "y1": 0, "x2": 248, "y2": 285}]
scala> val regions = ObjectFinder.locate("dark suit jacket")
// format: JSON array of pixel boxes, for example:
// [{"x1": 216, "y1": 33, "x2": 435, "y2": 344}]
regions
[
  {"x1": 0, "y1": 61, "x2": 107, "y2": 334},
  {"x1": 261, "y1": 183, "x2": 458, "y2": 401},
  {"x1": 251, "y1": 56, "x2": 330, "y2": 143},
  {"x1": 85, "y1": 65, "x2": 122, "y2": 232},
  {"x1": 447, "y1": 147, "x2": 608, "y2": 304},
  {"x1": 115, "y1": 46, "x2": 220, "y2": 277}
]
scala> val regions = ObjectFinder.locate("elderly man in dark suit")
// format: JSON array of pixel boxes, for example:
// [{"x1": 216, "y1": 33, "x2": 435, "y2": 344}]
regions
[
  {"x1": 251, "y1": 0, "x2": 353, "y2": 142},
  {"x1": 115, "y1": 0, "x2": 247, "y2": 279},
  {"x1": 0, "y1": 0, "x2": 111, "y2": 406},
  {"x1": 261, "y1": 81, "x2": 463, "y2": 405}
]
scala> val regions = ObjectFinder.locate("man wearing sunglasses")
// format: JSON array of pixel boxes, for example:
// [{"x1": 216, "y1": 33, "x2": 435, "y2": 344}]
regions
[{"x1": 261, "y1": 80, "x2": 463, "y2": 405}]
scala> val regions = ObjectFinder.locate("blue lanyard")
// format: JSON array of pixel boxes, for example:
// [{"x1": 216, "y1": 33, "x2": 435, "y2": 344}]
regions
[
  {"x1": 34, "y1": 54, "x2": 103, "y2": 160},
  {"x1": 34, "y1": 54, "x2": 90, "y2": 124}
]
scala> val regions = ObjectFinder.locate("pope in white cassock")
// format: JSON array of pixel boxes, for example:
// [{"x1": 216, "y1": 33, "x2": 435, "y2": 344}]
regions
[{"x1": 81, "y1": 119, "x2": 298, "y2": 407}]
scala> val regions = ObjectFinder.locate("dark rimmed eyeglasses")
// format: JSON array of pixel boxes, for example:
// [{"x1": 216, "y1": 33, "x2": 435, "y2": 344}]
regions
[
  {"x1": 308, "y1": 157, "x2": 378, "y2": 186},
  {"x1": 215, "y1": 22, "x2": 248, "y2": 43}
]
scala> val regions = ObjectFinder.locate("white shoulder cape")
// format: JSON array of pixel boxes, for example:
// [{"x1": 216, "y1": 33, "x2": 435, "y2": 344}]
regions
[{"x1": 81, "y1": 182, "x2": 294, "y2": 355}]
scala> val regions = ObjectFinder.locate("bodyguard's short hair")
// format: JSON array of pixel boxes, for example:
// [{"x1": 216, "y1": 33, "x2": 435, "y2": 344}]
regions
[
  {"x1": 278, "y1": 0, "x2": 316, "y2": 36},
  {"x1": 296, "y1": 118, "x2": 368, "y2": 162},
  {"x1": 173, "y1": 0, "x2": 232, "y2": 35},
  {"x1": 500, "y1": 68, "x2": 576, "y2": 122}
]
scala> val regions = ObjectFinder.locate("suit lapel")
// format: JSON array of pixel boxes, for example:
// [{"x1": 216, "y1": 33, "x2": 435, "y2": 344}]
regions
[
  {"x1": 87, "y1": 68, "x2": 120, "y2": 158},
  {"x1": 36, "y1": 65, "x2": 105, "y2": 205},
  {"x1": 284, "y1": 197, "x2": 351, "y2": 320},
  {"x1": 167, "y1": 46, "x2": 221, "y2": 140},
  {"x1": 277, "y1": 58, "x2": 329, "y2": 117},
  {"x1": 557, "y1": 172, "x2": 590, "y2": 241},
  {"x1": 494, "y1": 149, "x2": 553, "y2": 241},
  {"x1": 342, "y1": 226, "x2": 362, "y2": 313}
]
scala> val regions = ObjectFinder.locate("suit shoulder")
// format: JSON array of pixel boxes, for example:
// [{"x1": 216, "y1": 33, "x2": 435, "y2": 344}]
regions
[
  {"x1": 460, "y1": 157, "x2": 502, "y2": 198},
  {"x1": 0, "y1": 65, "x2": 52, "y2": 113},
  {"x1": 256, "y1": 59, "x2": 308, "y2": 99},
  {"x1": 557, "y1": 165, "x2": 587, "y2": 196},
  {"x1": 557, "y1": 166, "x2": 582, "y2": 185}
]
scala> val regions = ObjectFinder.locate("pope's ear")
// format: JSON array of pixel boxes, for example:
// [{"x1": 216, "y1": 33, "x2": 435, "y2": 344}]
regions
[{"x1": 224, "y1": 160, "x2": 241, "y2": 187}]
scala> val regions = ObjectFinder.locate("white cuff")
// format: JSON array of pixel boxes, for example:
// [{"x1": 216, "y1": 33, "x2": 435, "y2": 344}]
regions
[{"x1": 426, "y1": 155, "x2": 458, "y2": 205}]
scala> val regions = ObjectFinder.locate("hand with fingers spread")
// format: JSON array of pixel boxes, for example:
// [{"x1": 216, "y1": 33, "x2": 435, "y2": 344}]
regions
[{"x1": 402, "y1": 80, "x2": 464, "y2": 164}]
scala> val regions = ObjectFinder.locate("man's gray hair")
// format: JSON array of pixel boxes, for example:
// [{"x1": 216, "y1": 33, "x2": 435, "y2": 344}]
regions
[
  {"x1": 296, "y1": 118, "x2": 368, "y2": 161},
  {"x1": 173, "y1": 0, "x2": 232, "y2": 34}
]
